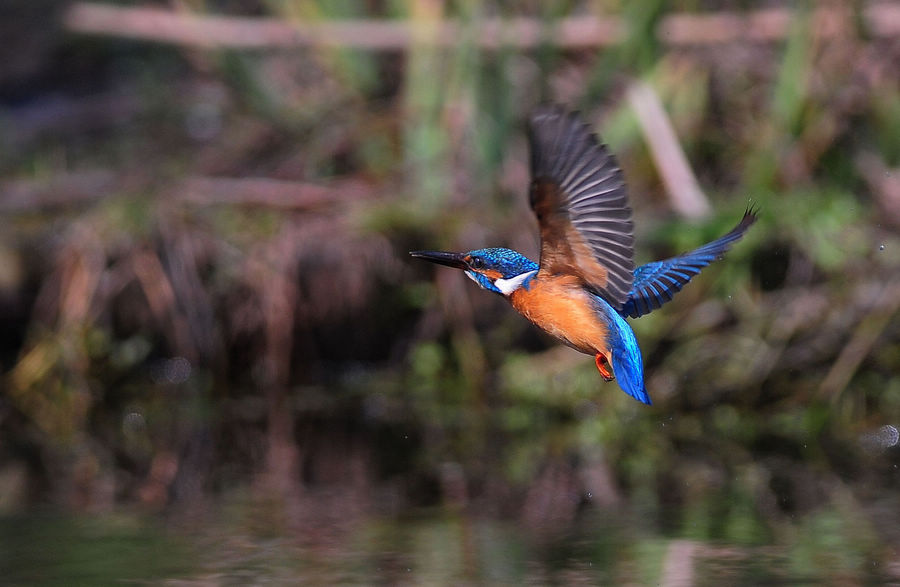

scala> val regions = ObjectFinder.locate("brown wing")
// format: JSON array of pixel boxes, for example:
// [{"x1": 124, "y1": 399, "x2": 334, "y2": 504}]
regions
[{"x1": 528, "y1": 106, "x2": 635, "y2": 308}]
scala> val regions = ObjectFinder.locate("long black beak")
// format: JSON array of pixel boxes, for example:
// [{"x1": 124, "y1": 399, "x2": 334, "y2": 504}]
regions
[{"x1": 409, "y1": 250, "x2": 468, "y2": 269}]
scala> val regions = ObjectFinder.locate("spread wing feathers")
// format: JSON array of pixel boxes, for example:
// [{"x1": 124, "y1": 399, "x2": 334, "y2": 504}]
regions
[
  {"x1": 620, "y1": 208, "x2": 758, "y2": 319},
  {"x1": 528, "y1": 106, "x2": 635, "y2": 308}
]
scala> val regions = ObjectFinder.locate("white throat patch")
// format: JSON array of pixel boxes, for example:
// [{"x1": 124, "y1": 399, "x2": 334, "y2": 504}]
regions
[{"x1": 494, "y1": 270, "x2": 538, "y2": 295}]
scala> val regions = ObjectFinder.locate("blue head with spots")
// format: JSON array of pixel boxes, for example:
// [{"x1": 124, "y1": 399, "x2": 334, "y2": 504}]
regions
[{"x1": 410, "y1": 247, "x2": 539, "y2": 296}]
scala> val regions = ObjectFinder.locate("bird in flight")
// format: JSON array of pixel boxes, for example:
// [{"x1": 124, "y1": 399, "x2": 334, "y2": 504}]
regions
[{"x1": 411, "y1": 106, "x2": 756, "y2": 404}]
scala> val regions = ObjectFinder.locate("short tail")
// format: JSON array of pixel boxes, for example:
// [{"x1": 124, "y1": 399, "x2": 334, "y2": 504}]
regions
[
  {"x1": 598, "y1": 295, "x2": 653, "y2": 405},
  {"x1": 610, "y1": 344, "x2": 652, "y2": 405}
]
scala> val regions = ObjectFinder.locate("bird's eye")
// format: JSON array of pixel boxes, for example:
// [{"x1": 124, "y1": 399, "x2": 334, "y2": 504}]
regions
[{"x1": 471, "y1": 257, "x2": 485, "y2": 270}]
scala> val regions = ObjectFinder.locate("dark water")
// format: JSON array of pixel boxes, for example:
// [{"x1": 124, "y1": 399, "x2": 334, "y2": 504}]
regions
[{"x1": 2, "y1": 491, "x2": 898, "y2": 585}]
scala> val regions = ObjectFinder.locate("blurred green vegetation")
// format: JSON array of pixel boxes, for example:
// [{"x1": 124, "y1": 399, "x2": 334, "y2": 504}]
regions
[{"x1": 1, "y1": 0, "x2": 899, "y2": 582}]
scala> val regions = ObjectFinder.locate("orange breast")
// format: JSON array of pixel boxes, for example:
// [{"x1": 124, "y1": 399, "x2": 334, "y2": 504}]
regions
[{"x1": 509, "y1": 274, "x2": 609, "y2": 356}]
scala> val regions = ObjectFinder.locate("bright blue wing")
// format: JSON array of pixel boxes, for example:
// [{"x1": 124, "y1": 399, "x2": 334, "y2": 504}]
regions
[{"x1": 620, "y1": 208, "x2": 757, "y2": 319}]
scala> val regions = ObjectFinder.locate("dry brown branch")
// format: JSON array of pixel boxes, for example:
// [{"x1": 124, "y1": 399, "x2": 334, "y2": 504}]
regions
[
  {"x1": 627, "y1": 80, "x2": 711, "y2": 219},
  {"x1": 245, "y1": 228, "x2": 301, "y2": 495},
  {"x1": 63, "y1": 2, "x2": 900, "y2": 50},
  {"x1": 658, "y1": 4, "x2": 864, "y2": 44},
  {"x1": 131, "y1": 250, "x2": 196, "y2": 356},
  {"x1": 63, "y1": 3, "x2": 622, "y2": 49},
  {"x1": 658, "y1": 7, "x2": 792, "y2": 44}
]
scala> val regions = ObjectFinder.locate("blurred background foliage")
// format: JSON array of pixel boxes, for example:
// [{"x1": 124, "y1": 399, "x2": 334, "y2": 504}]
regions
[{"x1": 1, "y1": 0, "x2": 900, "y2": 582}]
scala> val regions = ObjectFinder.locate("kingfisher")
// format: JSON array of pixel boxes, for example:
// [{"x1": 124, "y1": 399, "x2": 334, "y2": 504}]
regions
[{"x1": 411, "y1": 106, "x2": 756, "y2": 405}]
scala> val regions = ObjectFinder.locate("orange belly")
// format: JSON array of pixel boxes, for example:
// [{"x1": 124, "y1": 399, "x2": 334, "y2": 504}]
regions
[{"x1": 509, "y1": 274, "x2": 609, "y2": 356}]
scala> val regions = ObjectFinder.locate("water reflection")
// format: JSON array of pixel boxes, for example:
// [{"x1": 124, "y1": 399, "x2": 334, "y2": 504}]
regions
[{"x1": 2, "y1": 490, "x2": 898, "y2": 584}]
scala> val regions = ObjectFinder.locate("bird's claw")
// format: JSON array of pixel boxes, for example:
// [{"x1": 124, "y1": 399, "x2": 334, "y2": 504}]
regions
[{"x1": 595, "y1": 353, "x2": 615, "y2": 381}]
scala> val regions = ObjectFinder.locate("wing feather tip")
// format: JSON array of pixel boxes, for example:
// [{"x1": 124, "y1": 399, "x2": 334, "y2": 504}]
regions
[{"x1": 529, "y1": 104, "x2": 636, "y2": 306}]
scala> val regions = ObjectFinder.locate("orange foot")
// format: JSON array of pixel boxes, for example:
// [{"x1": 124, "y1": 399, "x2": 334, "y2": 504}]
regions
[{"x1": 595, "y1": 353, "x2": 614, "y2": 381}]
